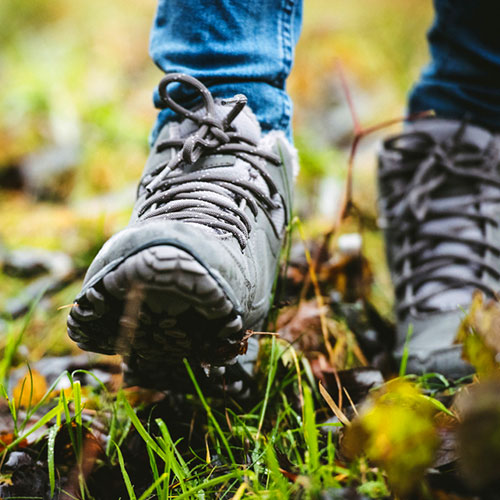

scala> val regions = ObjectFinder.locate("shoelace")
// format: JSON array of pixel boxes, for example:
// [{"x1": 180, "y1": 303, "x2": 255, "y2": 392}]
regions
[
  {"x1": 137, "y1": 73, "x2": 282, "y2": 249},
  {"x1": 380, "y1": 122, "x2": 500, "y2": 315}
]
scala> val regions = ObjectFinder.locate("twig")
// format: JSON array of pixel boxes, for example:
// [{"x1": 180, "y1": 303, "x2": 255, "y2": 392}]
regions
[
  {"x1": 337, "y1": 59, "x2": 362, "y2": 135},
  {"x1": 308, "y1": 60, "x2": 434, "y2": 291}
]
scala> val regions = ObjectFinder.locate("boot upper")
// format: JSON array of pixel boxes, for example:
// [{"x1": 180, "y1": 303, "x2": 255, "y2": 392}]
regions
[
  {"x1": 378, "y1": 118, "x2": 500, "y2": 375},
  {"x1": 79, "y1": 74, "x2": 296, "y2": 328}
]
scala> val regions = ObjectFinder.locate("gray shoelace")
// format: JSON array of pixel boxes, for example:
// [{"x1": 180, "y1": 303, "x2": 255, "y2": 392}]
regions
[
  {"x1": 137, "y1": 73, "x2": 282, "y2": 249},
  {"x1": 380, "y1": 122, "x2": 500, "y2": 315}
]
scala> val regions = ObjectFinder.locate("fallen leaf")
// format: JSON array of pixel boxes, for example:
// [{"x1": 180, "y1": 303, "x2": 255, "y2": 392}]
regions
[
  {"x1": 342, "y1": 380, "x2": 439, "y2": 496},
  {"x1": 456, "y1": 292, "x2": 500, "y2": 377},
  {"x1": 122, "y1": 386, "x2": 167, "y2": 408},
  {"x1": 320, "y1": 251, "x2": 373, "y2": 303},
  {"x1": 433, "y1": 413, "x2": 459, "y2": 469},
  {"x1": 13, "y1": 369, "x2": 48, "y2": 408},
  {"x1": 0, "y1": 432, "x2": 28, "y2": 453},
  {"x1": 454, "y1": 378, "x2": 500, "y2": 490},
  {"x1": 277, "y1": 299, "x2": 327, "y2": 353},
  {"x1": 278, "y1": 299, "x2": 367, "y2": 370}
]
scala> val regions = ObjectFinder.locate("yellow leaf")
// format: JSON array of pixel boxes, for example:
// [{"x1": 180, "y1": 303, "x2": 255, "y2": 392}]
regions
[
  {"x1": 343, "y1": 380, "x2": 438, "y2": 496},
  {"x1": 13, "y1": 369, "x2": 48, "y2": 408},
  {"x1": 457, "y1": 292, "x2": 500, "y2": 377}
]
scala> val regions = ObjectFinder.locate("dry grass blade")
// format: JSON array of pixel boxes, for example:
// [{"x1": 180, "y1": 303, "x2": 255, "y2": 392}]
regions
[
  {"x1": 230, "y1": 482, "x2": 247, "y2": 500},
  {"x1": 296, "y1": 220, "x2": 336, "y2": 365},
  {"x1": 319, "y1": 381, "x2": 350, "y2": 426},
  {"x1": 343, "y1": 386, "x2": 359, "y2": 417},
  {"x1": 289, "y1": 344, "x2": 304, "y2": 412},
  {"x1": 248, "y1": 331, "x2": 281, "y2": 337}
]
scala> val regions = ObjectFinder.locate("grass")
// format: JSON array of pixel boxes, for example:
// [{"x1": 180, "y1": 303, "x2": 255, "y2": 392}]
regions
[
  {"x1": 0, "y1": 296, "x2": 484, "y2": 499},
  {"x1": 3, "y1": 1, "x2": 500, "y2": 498},
  {"x1": 0, "y1": 314, "x2": 364, "y2": 498}
]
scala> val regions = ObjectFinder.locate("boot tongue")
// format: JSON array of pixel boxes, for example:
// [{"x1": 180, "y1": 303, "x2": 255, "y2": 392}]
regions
[
  {"x1": 175, "y1": 99, "x2": 261, "y2": 144},
  {"x1": 152, "y1": 100, "x2": 284, "y2": 238},
  {"x1": 170, "y1": 100, "x2": 271, "y2": 197}
]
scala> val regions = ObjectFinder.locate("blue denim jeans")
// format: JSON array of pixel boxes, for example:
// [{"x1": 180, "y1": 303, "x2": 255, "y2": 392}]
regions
[
  {"x1": 150, "y1": 0, "x2": 500, "y2": 143},
  {"x1": 409, "y1": 0, "x2": 500, "y2": 130},
  {"x1": 149, "y1": 0, "x2": 302, "y2": 144}
]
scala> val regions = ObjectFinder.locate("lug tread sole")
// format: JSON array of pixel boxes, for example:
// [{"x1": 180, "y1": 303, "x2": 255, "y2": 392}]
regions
[{"x1": 67, "y1": 246, "x2": 246, "y2": 389}]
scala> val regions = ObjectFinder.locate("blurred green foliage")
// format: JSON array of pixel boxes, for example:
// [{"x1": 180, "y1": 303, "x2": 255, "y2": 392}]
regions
[
  {"x1": 0, "y1": 0, "x2": 431, "y2": 186},
  {"x1": 0, "y1": 0, "x2": 431, "y2": 357}
]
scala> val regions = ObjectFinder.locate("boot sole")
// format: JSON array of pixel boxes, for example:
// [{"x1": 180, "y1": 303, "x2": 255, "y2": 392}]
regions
[{"x1": 67, "y1": 245, "x2": 247, "y2": 389}]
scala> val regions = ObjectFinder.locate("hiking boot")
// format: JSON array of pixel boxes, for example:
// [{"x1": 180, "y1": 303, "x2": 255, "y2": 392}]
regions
[
  {"x1": 378, "y1": 118, "x2": 500, "y2": 378},
  {"x1": 67, "y1": 74, "x2": 297, "y2": 391}
]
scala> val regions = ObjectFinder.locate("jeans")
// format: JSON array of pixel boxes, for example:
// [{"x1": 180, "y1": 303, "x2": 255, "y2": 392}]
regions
[
  {"x1": 149, "y1": 0, "x2": 302, "y2": 144},
  {"x1": 409, "y1": 0, "x2": 500, "y2": 130},
  {"x1": 150, "y1": 0, "x2": 500, "y2": 144}
]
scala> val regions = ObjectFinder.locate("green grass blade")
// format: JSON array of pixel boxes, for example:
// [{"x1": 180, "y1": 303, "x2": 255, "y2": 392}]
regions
[
  {"x1": 266, "y1": 444, "x2": 288, "y2": 497},
  {"x1": 0, "y1": 291, "x2": 43, "y2": 388},
  {"x1": 155, "y1": 418, "x2": 189, "y2": 478},
  {"x1": 72, "y1": 380, "x2": 83, "y2": 458},
  {"x1": 399, "y1": 324, "x2": 413, "y2": 377},
  {"x1": 47, "y1": 422, "x2": 59, "y2": 497},
  {"x1": 71, "y1": 369, "x2": 108, "y2": 393},
  {"x1": 5, "y1": 404, "x2": 62, "y2": 452},
  {"x1": 257, "y1": 337, "x2": 278, "y2": 439},
  {"x1": 326, "y1": 429, "x2": 335, "y2": 466},
  {"x1": 1, "y1": 383, "x2": 18, "y2": 434},
  {"x1": 303, "y1": 384, "x2": 319, "y2": 471},
  {"x1": 183, "y1": 359, "x2": 237, "y2": 468},
  {"x1": 137, "y1": 473, "x2": 168, "y2": 500},
  {"x1": 19, "y1": 370, "x2": 72, "y2": 433},
  {"x1": 114, "y1": 441, "x2": 137, "y2": 500},
  {"x1": 174, "y1": 471, "x2": 240, "y2": 500},
  {"x1": 421, "y1": 394, "x2": 456, "y2": 418},
  {"x1": 60, "y1": 389, "x2": 77, "y2": 455},
  {"x1": 146, "y1": 441, "x2": 163, "y2": 500},
  {"x1": 120, "y1": 393, "x2": 168, "y2": 462},
  {"x1": 107, "y1": 405, "x2": 118, "y2": 458}
]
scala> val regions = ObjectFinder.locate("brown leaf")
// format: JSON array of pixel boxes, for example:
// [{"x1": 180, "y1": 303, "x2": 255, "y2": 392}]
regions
[
  {"x1": 0, "y1": 432, "x2": 28, "y2": 453},
  {"x1": 123, "y1": 386, "x2": 167, "y2": 408},
  {"x1": 454, "y1": 378, "x2": 500, "y2": 490},
  {"x1": 277, "y1": 299, "x2": 326, "y2": 353},
  {"x1": 277, "y1": 298, "x2": 367, "y2": 369},
  {"x1": 433, "y1": 413, "x2": 459, "y2": 469},
  {"x1": 54, "y1": 421, "x2": 105, "y2": 466},
  {"x1": 320, "y1": 252, "x2": 373, "y2": 303}
]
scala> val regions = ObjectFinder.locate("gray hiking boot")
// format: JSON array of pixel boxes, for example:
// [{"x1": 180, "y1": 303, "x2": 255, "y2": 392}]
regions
[
  {"x1": 67, "y1": 74, "x2": 297, "y2": 391},
  {"x1": 378, "y1": 118, "x2": 500, "y2": 378}
]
